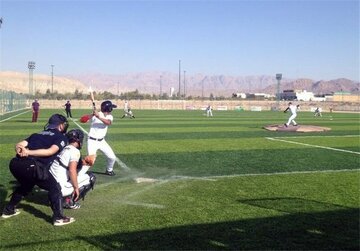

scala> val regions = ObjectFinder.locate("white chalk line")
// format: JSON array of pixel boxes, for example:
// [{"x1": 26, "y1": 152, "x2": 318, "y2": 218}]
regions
[
  {"x1": 0, "y1": 109, "x2": 30, "y2": 123},
  {"x1": 272, "y1": 135, "x2": 359, "y2": 139},
  {"x1": 190, "y1": 168, "x2": 360, "y2": 180},
  {"x1": 114, "y1": 179, "x2": 170, "y2": 209},
  {"x1": 266, "y1": 137, "x2": 360, "y2": 155},
  {"x1": 101, "y1": 168, "x2": 359, "y2": 209}
]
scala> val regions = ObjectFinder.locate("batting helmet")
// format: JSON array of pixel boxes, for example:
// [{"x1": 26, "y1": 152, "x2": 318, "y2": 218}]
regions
[
  {"x1": 66, "y1": 129, "x2": 84, "y2": 149},
  {"x1": 101, "y1": 100, "x2": 117, "y2": 113}
]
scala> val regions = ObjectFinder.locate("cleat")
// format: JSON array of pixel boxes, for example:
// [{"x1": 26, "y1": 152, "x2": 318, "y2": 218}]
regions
[
  {"x1": 105, "y1": 170, "x2": 116, "y2": 176},
  {"x1": 63, "y1": 196, "x2": 81, "y2": 209},
  {"x1": 284, "y1": 124, "x2": 288, "y2": 127},
  {"x1": 53, "y1": 216, "x2": 75, "y2": 226},
  {"x1": 1, "y1": 208, "x2": 20, "y2": 218},
  {"x1": 64, "y1": 203, "x2": 81, "y2": 209}
]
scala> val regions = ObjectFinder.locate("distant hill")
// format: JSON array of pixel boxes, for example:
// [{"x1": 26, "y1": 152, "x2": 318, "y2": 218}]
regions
[
  {"x1": 1, "y1": 71, "x2": 358, "y2": 97},
  {"x1": 263, "y1": 78, "x2": 359, "y2": 95},
  {"x1": 0, "y1": 71, "x2": 88, "y2": 95}
]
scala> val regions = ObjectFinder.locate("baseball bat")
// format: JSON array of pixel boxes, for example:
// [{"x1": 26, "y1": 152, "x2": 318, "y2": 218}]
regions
[{"x1": 89, "y1": 86, "x2": 96, "y2": 110}]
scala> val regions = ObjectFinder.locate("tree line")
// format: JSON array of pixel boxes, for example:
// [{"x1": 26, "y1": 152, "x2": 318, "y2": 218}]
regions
[{"x1": 29, "y1": 89, "x2": 230, "y2": 101}]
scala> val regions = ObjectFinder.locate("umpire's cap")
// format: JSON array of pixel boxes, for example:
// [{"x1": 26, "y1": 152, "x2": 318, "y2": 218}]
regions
[{"x1": 45, "y1": 114, "x2": 69, "y2": 131}]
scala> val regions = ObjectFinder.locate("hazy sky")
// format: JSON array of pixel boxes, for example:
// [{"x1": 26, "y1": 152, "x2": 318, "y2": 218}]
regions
[{"x1": 0, "y1": 0, "x2": 358, "y2": 81}]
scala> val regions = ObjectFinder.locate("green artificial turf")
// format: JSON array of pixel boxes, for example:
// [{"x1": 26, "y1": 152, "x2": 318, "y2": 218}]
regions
[{"x1": 0, "y1": 109, "x2": 359, "y2": 250}]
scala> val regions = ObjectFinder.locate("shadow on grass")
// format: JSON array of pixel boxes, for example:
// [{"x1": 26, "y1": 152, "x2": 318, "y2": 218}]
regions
[
  {"x1": 1, "y1": 197, "x2": 359, "y2": 250},
  {"x1": 80, "y1": 208, "x2": 359, "y2": 250},
  {"x1": 76, "y1": 197, "x2": 359, "y2": 250},
  {"x1": 0, "y1": 184, "x2": 8, "y2": 211}
]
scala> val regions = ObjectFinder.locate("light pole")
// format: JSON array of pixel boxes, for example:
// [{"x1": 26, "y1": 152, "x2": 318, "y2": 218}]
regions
[
  {"x1": 51, "y1": 65, "x2": 54, "y2": 94},
  {"x1": 276, "y1": 73, "x2": 282, "y2": 110},
  {"x1": 117, "y1": 82, "x2": 119, "y2": 99},
  {"x1": 178, "y1": 60, "x2": 181, "y2": 97},
  {"x1": 160, "y1": 75, "x2": 162, "y2": 98},
  {"x1": 183, "y1": 70, "x2": 186, "y2": 98},
  {"x1": 201, "y1": 79, "x2": 204, "y2": 100},
  {"x1": 28, "y1": 61, "x2": 35, "y2": 96}
]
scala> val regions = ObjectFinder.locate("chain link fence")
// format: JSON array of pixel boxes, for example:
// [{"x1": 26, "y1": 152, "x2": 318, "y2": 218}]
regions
[{"x1": 0, "y1": 89, "x2": 28, "y2": 115}]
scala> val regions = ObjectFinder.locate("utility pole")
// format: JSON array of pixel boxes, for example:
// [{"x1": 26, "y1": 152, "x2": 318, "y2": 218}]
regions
[
  {"x1": 160, "y1": 75, "x2": 162, "y2": 98},
  {"x1": 51, "y1": 65, "x2": 54, "y2": 94},
  {"x1": 178, "y1": 60, "x2": 181, "y2": 97},
  {"x1": 276, "y1": 73, "x2": 282, "y2": 110},
  {"x1": 183, "y1": 70, "x2": 186, "y2": 98}
]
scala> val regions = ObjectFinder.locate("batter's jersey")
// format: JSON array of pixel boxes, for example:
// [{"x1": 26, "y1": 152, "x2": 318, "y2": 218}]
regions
[
  {"x1": 49, "y1": 145, "x2": 80, "y2": 186},
  {"x1": 88, "y1": 112, "x2": 113, "y2": 139},
  {"x1": 25, "y1": 129, "x2": 68, "y2": 166}
]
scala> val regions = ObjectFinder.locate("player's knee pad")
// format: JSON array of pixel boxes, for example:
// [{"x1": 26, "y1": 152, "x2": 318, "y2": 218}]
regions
[{"x1": 78, "y1": 172, "x2": 96, "y2": 200}]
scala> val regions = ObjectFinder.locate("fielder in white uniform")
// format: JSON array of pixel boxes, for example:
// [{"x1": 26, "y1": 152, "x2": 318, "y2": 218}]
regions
[
  {"x1": 49, "y1": 129, "x2": 96, "y2": 210},
  {"x1": 121, "y1": 100, "x2": 135, "y2": 119},
  {"x1": 284, "y1": 102, "x2": 299, "y2": 127},
  {"x1": 87, "y1": 100, "x2": 117, "y2": 176},
  {"x1": 206, "y1": 105, "x2": 213, "y2": 117},
  {"x1": 314, "y1": 107, "x2": 322, "y2": 117}
]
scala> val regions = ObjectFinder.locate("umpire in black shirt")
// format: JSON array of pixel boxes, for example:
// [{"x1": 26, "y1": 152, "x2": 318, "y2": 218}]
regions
[{"x1": 1, "y1": 114, "x2": 75, "y2": 226}]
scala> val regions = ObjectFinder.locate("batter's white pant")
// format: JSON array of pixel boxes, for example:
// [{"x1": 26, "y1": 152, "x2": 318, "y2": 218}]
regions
[
  {"x1": 87, "y1": 139, "x2": 116, "y2": 172},
  {"x1": 59, "y1": 166, "x2": 91, "y2": 197},
  {"x1": 286, "y1": 114, "x2": 297, "y2": 126},
  {"x1": 207, "y1": 110, "x2": 213, "y2": 117}
]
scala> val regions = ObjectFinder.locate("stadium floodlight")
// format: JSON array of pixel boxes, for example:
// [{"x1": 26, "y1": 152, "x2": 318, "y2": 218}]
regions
[
  {"x1": 276, "y1": 73, "x2": 282, "y2": 109},
  {"x1": 28, "y1": 61, "x2": 36, "y2": 96}
]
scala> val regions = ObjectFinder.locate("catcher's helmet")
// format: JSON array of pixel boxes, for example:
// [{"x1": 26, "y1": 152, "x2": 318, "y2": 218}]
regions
[
  {"x1": 101, "y1": 100, "x2": 117, "y2": 113},
  {"x1": 66, "y1": 129, "x2": 84, "y2": 149}
]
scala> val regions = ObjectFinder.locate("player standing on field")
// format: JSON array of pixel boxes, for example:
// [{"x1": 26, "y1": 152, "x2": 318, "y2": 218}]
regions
[
  {"x1": 121, "y1": 100, "x2": 135, "y2": 119},
  {"x1": 31, "y1": 99, "x2": 40, "y2": 122},
  {"x1": 206, "y1": 105, "x2": 213, "y2": 117},
  {"x1": 314, "y1": 107, "x2": 322, "y2": 117},
  {"x1": 284, "y1": 102, "x2": 299, "y2": 127},
  {"x1": 86, "y1": 100, "x2": 117, "y2": 176},
  {"x1": 64, "y1": 100, "x2": 72, "y2": 118}
]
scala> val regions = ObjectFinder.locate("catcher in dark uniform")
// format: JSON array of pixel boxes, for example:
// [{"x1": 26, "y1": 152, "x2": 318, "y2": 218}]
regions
[{"x1": 1, "y1": 114, "x2": 76, "y2": 226}]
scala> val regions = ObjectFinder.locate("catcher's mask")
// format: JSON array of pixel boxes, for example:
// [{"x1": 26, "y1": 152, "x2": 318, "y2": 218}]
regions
[
  {"x1": 101, "y1": 100, "x2": 117, "y2": 113},
  {"x1": 66, "y1": 129, "x2": 84, "y2": 149}
]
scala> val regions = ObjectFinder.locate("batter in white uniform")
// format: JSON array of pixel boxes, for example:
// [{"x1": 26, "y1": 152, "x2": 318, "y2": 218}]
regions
[{"x1": 87, "y1": 100, "x2": 117, "y2": 176}]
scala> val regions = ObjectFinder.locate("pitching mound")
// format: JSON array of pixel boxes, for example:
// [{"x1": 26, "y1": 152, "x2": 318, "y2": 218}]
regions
[{"x1": 264, "y1": 124, "x2": 331, "y2": 132}]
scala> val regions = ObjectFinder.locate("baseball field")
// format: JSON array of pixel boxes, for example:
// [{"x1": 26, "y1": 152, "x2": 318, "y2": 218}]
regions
[{"x1": 0, "y1": 108, "x2": 359, "y2": 250}]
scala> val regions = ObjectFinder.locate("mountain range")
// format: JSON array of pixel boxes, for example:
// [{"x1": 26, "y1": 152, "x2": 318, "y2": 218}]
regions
[{"x1": 0, "y1": 71, "x2": 358, "y2": 97}]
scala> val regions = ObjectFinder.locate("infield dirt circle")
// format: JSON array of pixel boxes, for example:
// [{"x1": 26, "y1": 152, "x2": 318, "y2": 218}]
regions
[{"x1": 264, "y1": 124, "x2": 331, "y2": 132}]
